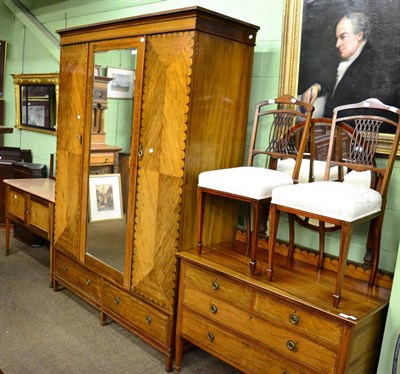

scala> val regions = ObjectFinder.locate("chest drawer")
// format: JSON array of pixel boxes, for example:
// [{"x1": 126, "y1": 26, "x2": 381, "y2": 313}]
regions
[
  {"x1": 183, "y1": 286, "x2": 338, "y2": 373},
  {"x1": 254, "y1": 292, "x2": 343, "y2": 345},
  {"x1": 103, "y1": 281, "x2": 170, "y2": 345},
  {"x1": 185, "y1": 264, "x2": 252, "y2": 307},
  {"x1": 90, "y1": 152, "x2": 115, "y2": 165},
  {"x1": 55, "y1": 252, "x2": 101, "y2": 302},
  {"x1": 181, "y1": 308, "x2": 311, "y2": 374}
]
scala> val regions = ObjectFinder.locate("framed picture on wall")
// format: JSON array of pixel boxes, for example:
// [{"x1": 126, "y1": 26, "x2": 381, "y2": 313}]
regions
[
  {"x1": 88, "y1": 174, "x2": 123, "y2": 222},
  {"x1": 106, "y1": 67, "x2": 135, "y2": 99},
  {"x1": 0, "y1": 41, "x2": 7, "y2": 98},
  {"x1": 279, "y1": 0, "x2": 400, "y2": 155}
]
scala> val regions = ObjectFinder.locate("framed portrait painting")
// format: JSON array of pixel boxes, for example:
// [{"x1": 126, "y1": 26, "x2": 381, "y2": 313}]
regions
[
  {"x1": 88, "y1": 174, "x2": 123, "y2": 223},
  {"x1": 279, "y1": 0, "x2": 400, "y2": 155}
]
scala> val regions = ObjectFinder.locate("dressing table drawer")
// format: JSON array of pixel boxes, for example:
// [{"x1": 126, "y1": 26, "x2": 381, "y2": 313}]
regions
[
  {"x1": 103, "y1": 281, "x2": 170, "y2": 345},
  {"x1": 254, "y1": 292, "x2": 343, "y2": 345},
  {"x1": 181, "y1": 309, "x2": 311, "y2": 374},
  {"x1": 185, "y1": 264, "x2": 252, "y2": 307},
  {"x1": 182, "y1": 269, "x2": 338, "y2": 373},
  {"x1": 54, "y1": 252, "x2": 101, "y2": 302}
]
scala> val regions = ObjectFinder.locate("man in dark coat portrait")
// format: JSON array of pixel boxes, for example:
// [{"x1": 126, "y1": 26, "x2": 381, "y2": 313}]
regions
[{"x1": 302, "y1": 12, "x2": 395, "y2": 124}]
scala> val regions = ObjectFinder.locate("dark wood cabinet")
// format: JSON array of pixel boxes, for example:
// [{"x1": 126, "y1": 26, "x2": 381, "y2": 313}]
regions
[{"x1": 0, "y1": 147, "x2": 32, "y2": 224}]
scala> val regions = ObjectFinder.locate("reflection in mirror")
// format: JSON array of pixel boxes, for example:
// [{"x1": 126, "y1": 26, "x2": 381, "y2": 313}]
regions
[
  {"x1": 86, "y1": 48, "x2": 136, "y2": 274},
  {"x1": 12, "y1": 73, "x2": 59, "y2": 134}
]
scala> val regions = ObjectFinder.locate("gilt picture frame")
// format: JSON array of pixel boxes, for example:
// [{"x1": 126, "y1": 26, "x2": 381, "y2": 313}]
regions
[
  {"x1": 0, "y1": 40, "x2": 7, "y2": 98},
  {"x1": 279, "y1": 0, "x2": 400, "y2": 156},
  {"x1": 88, "y1": 174, "x2": 123, "y2": 223}
]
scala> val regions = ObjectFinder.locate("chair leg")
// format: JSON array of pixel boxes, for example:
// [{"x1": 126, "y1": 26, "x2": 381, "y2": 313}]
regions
[
  {"x1": 363, "y1": 220, "x2": 375, "y2": 266},
  {"x1": 266, "y1": 204, "x2": 280, "y2": 281},
  {"x1": 196, "y1": 188, "x2": 206, "y2": 254},
  {"x1": 368, "y1": 216, "x2": 383, "y2": 286},
  {"x1": 288, "y1": 213, "x2": 295, "y2": 259},
  {"x1": 333, "y1": 222, "x2": 352, "y2": 308},
  {"x1": 318, "y1": 221, "x2": 325, "y2": 269},
  {"x1": 249, "y1": 201, "x2": 260, "y2": 275}
]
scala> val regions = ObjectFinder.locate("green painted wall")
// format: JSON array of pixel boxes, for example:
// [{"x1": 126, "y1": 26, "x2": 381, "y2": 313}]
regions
[{"x1": 0, "y1": 0, "x2": 398, "y2": 271}]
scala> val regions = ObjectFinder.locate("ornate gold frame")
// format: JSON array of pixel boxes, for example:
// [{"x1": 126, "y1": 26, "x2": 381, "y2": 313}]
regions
[
  {"x1": 12, "y1": 73, "x2": 59, "y2": 135},
  {"x1": 279, "y1": 0, "x2": 399, "y2": 156}
]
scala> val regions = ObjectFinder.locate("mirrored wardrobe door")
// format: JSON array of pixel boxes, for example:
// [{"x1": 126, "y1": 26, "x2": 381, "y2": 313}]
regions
[{"x1": 85, "y1": 37, "x2": 144, "y2": 282}]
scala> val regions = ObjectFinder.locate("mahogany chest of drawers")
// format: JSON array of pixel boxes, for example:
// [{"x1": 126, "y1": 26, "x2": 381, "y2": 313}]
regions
[{"x1": 175, "y1": 244, "x2": 390, "y2": 373}]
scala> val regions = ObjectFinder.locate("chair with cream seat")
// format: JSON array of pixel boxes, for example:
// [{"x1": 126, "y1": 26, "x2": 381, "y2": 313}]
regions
[
  {"x1": 197, "y1": 95, "x2": 314, "y2": 274},
  {"x1": 284, "y1": 117, "x2": 356, "y2": 267},
  {"x1": 267, "y1": 98, "x2": 400, "y2": 308}
]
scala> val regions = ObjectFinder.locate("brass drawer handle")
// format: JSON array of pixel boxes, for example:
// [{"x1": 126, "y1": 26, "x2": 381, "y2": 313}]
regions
[
  {"x1": 86, "y1": 279, "x2": 91, "y2": 286},
  {"x1": 290, "y1": 314, "x2": 299, "y2": 325},
  {"x1": 211, "y1": 281, "x2": 219, "y2": 290},
  {"x1": 63, "y1": 265, "x2": 68, "y2": 271},
  {"x1": 207, "y1": 332, "x2": 215, "y2": 342},
  {"x1": 210, "y1": 304, "x2": 218, "y2": 314},
  {"x1": 287, "y1": 340, "x2": 296, "y2": 351},
  {"x1": 146, "y1": 316, "x2": 152, "y2": 324},
  {"x1": 114, "y1": 297, "x2": 120, "y2": 305}
]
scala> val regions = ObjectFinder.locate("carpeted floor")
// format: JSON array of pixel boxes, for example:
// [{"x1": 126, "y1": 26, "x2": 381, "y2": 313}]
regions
[{"x1": 0, "y1": 231, "x2": 240, "y2": 374}]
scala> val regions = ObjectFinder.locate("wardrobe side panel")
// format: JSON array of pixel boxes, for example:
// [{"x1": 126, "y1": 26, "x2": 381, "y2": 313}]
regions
[{"x1": 181, "y1": 31, "x2": 255, "y2": 250}]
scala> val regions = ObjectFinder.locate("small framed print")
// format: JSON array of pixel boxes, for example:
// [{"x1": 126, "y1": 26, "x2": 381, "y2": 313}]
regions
[
  {"x1": 106, "y1": 67, "x2": 135, "y2": 99},
  {"x1": 88, "y1": 174, "x2": 123, "y2": 222}
]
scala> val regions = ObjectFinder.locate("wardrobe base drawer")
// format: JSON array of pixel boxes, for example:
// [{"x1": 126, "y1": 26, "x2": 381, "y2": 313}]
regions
[
  {"x1": 54, "y1": 252, "x2": 101, "y2": 302},
  {"x1": 103, "y1": 280, "x2": 170, "y2": 345}
]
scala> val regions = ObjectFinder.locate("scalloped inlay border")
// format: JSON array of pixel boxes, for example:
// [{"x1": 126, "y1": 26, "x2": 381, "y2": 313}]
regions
[{"x1": 131, "y1": 32, "x2": 195, "y2": 311}]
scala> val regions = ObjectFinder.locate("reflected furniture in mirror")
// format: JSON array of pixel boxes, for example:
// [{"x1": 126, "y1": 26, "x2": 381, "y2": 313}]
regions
[
  {"x1": 90, "y1": 74, "x2": 122, "y2": 174},
  {"x1": 12, "y1": 73, "x2": 59, "y2": 134},
  {"x1": 51, "y1": 7, "x2": 259, "y2": 371}
]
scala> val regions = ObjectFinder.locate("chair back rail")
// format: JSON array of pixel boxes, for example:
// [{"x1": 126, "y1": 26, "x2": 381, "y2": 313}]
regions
[
  {"x1": 247, "y1": 95, "x2": 314, "y2": 184},
  {"x1": 324, "y1": 99, "x2": 400, "y2": 197}
]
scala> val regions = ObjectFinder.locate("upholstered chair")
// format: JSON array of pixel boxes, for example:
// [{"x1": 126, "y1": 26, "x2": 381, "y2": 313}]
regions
[
  {"x1": 197, "y1": 95, "x2": 314, "y2": 274},
  {"x1": 267, "y1": 98, "x2": 400, "y2": 307}
]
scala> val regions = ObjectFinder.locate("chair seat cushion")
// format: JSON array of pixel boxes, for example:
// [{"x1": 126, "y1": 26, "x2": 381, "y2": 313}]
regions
[
  {"x1": 277, "y1": 158, "x2": 343, "y2": 183},
  {"x1": 343, "y1": 170, "x2": 372, "y2": 188},
  {"x1": 198, "y1": 166, "x2": 293, "y2": 200},
  {"x1": 271, "y1": 181, "x2": 382, "y2": 221}
]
